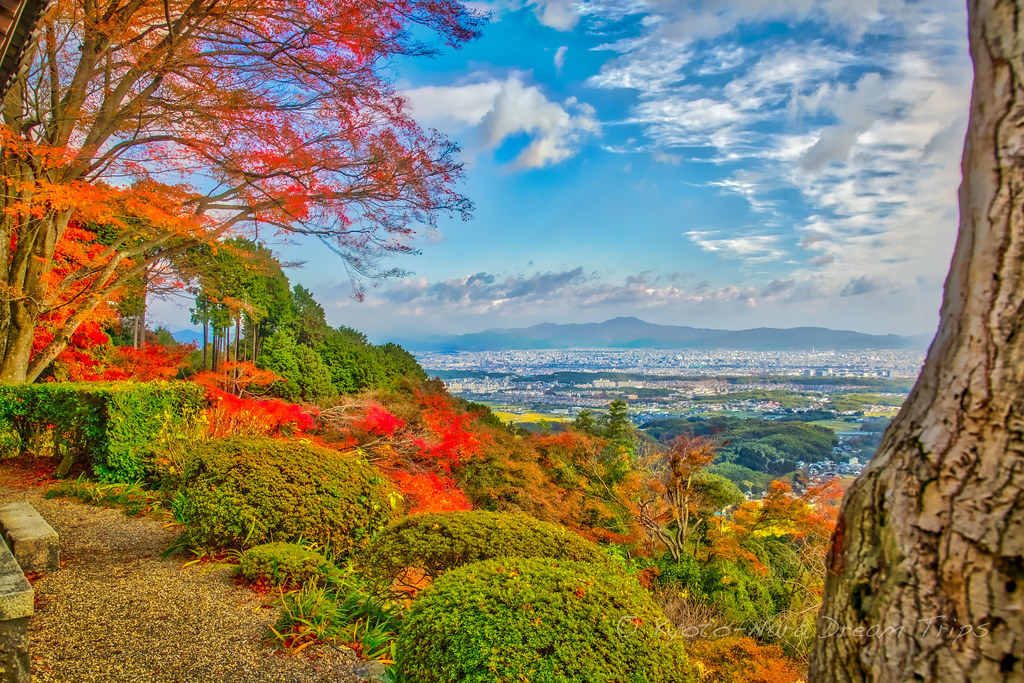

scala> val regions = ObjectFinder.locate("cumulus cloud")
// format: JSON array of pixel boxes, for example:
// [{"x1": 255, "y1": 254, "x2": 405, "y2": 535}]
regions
[
  {"x1": 840, "y1": 275, "x2": 900, "y2": 297},
  {"x1": 330, "y1": 266, "x2": 930, "y2": 337},
  {"x1": 533, "y1": 0, "x2": 580, "y2": 29},
  {"x1": 378, "y1": 268, "x2": 826, "y2": 316},
  {"x1": 402, "y1": 81, "x2": 503, "y2": 126},
  {"x1": 403, "y1": 77, "x2": 599, "y2": 169},
  {"x1": 383, "y1": 268, "x2": 589, "y2": 307},
  {"x1": 587, "y1": 0, "x2": 910, "y2": 45}
]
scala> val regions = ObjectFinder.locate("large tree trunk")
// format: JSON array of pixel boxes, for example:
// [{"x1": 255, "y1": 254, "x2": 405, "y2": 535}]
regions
[{"x1": 810, "y1": 0, "x2": 1024, "y2": 680}]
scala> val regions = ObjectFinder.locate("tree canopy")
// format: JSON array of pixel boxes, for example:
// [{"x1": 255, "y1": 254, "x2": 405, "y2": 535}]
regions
[{"x1": 0, "y1": 0, "x2": 482, "y2": 383}]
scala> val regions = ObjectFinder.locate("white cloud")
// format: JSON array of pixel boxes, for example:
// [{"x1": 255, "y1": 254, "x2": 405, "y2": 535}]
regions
[
  {"x1": 588, "y1": 40, "x2": 694, "y2": 93},
  {"x1": 402, "y1": 82, "x2": 504, "y2": 126},
  {"x1": 686, "y1": 231, "x2": 786, "y2": 262},
  {"x1": 533, "y1": 0, "x2": 580, "y2": 29},
  {"x1": 554, "y1": 45, "x2": 568, "y2": 73},
  {"x1": 603, "y1": 0, "x2": 903, "y2": 45},
  {"x1": 404, "y1": 77, "x2": 600, "y2": 169},
  {"x1": 651, "y1": 150, "x2": 681, "y2": 165},
  {"x1": 377, "y1": 267, "x2": 805, "y2": 315},
  {"x1": 581, "y1": 0, "x2": 969, "y2": 315}
]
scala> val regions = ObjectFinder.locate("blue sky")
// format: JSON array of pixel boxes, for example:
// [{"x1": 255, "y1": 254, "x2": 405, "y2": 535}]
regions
[{"x1": 155, "y1": 0, "x2": 972, "y2": 341}]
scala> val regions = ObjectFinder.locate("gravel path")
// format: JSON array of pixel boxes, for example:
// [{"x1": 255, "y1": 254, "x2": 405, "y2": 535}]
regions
[{"x1": 0, "y1": 470, "x2": 375, "y2": 683}]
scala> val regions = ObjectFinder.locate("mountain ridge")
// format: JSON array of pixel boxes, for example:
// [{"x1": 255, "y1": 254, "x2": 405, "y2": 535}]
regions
[{"x1": 396, "y1": 317, "x2": 930, "y2": 352}]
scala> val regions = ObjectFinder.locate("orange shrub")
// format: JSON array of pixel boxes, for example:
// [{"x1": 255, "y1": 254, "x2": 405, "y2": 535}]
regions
[{"x1": 688, "y1": 635, "x2": 804, "y2": 683}]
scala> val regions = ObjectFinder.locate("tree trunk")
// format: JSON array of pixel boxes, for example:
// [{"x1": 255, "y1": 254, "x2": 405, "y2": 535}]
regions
[
  {"x1": 138, "y1": 265, "x2": 148, "y2": 347},
  {"x1": 810, "y1": 1, "x2": 1024, "y2": 680},
  {"x1": 0, "y1": 302, "x2": 36, "y2": 384},
  {"x1": 233, "y1": 315, "x2": 240, "y2": 395}
]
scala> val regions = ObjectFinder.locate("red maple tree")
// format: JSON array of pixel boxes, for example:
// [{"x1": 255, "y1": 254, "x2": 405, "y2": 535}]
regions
[{"x1": 0, "y1": 0, "x2": 483, "y2": 383}]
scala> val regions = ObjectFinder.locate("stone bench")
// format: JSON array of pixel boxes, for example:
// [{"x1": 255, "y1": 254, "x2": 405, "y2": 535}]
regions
[
  {"x1": 0, "y1": 503, "x2": 58, "y2": 573},
  {"x1": 0, "y1": 536, "x2": 32, "y2": 682}
]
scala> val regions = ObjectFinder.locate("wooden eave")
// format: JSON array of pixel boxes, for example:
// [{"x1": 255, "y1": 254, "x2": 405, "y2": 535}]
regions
[{"x1": 0, "y1": 0, "x2": 49, "y2": 101}]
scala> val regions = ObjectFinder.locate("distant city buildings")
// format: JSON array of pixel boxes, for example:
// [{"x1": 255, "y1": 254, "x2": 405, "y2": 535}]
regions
[
  {"x1": 418, "y1": 348, "x2": 922, "y2": 420},
  {"x1": 418, "y1": 348, "x2": 923, "y2": 379}
]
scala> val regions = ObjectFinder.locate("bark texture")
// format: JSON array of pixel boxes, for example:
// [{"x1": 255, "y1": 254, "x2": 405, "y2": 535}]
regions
[{"x1": 809, "y1": 1, "x2": 1024, "y2": 680}]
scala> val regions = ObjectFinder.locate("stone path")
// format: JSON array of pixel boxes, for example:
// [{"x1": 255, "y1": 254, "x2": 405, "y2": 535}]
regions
[{"x1": 0, "y1": 470, "x2": 371, "y2": 683}]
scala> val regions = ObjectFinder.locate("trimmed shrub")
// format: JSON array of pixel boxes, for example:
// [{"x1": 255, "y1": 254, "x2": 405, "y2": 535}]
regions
[
  {"x1": 396, "y1": 557, "x2": 696, "y2": 682},
  {"x1": 237, "y1": 542, "x2": 337, "y2": 587},
  {"x1": 0, "y1": 381, "x2": 206, "y2": 482},
  {"x1": 174, "y1": 437, "x2": 397, "y2": 555},
  {"x1": 359, "y1": 510, "x2": 619, "y2": 592}
]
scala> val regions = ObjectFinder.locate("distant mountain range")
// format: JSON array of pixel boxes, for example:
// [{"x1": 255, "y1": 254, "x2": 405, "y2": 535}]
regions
[
  {"x1": 171, "y1": 330, "x2": 203, "y2": 346},
  {"x1": 399, "y1": 317, "x2": 931, "y2": 352}
]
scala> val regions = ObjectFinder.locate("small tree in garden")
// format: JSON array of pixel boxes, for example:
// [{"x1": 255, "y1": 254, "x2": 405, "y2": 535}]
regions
[{"x1": 634, "y1": 434, "x2": 727, "y2": 561}]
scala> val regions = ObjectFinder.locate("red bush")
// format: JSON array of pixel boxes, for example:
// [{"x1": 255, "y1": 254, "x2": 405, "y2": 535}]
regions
[
  {"x1": 205, "y1": 388, "x2": 315, "y2": 438},
  {"x1": 390, "y1": 471, "x2": 471, "y2": 514},
  {"x1": 356, "y1": 403, "x2": 405, "y2": 437}
]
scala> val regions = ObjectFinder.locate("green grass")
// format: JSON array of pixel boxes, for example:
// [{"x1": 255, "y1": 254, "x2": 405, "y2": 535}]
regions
[
  {"x1": 44, "y1": 474, "x2": 168, "y2": 518},
  {"x1": 810, "y1": 418, "x2": 865, "y2": 433},
  {"x1": 491, "y1": 410, "x2": 569, "y2": 424},
  {"x1": 690, "y1": 389, "x2": 816, "y2": 410},
  {"x1": 268, "y1": 559, "x2": 403, "y2": 667}
]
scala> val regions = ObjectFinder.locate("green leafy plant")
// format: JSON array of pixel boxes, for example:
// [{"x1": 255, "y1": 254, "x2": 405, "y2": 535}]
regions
[
  {"x1": 269, "y1": 565, "x2": 403, "y2": 662},
  {"x1": 359, "y1": 510, "x2": 620, "y2": 595},
  {"x1": 237, "y1": 542, "x2": 338, "y2": 588},
  {"x1": 395, "y1": 557, "x2": 696, "y2": 682},
  {"x1": 45, "y1": 473, "x2": 168, "y2": 517},
  {"x1": 173, "y1": 436, "x2": 396, "y2": 555}
]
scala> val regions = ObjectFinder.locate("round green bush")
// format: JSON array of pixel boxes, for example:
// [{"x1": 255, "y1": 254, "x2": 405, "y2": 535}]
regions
[
  {"x1": 396, "y1": 557, "x2": 696, "y2": 682},
  {"x1": 236, "y1": 542, "x2": 337, "y2": 587},
  {"x1": 359, "y1": 510, "x2": 619, "y2": 591},
  {"x1": 174, "y1": 436, "x2": 396, "y2": 555}
]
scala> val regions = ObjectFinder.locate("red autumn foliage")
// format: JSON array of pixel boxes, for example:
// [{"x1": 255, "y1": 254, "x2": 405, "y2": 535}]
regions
[
  {"x1": 356, "y1": 403, "x2": 406, "y2": 438},
  {"x1": 30, "y1": 223, "x2": 128, "y2": 381},
  {"x1": 188, "y1": 361, "x2": 315, "y2": 437},
  {"x1": 687, "y1": 635, "x2": 805, "y2": 683},
  {"x1": 189, "y1": 361, "x2": 281, "y2": 397},
  {"x1": 2, "y1": 0, "x2": 483, "y2": 383},
  {"x1": 389, "y1": 471, "x2": 472, "y2": 514},
  {"x1": 204, "y1": 388, "x2": 316, "y2": 438},
  {"x1": 315, "y1": 391, "x2": 484, "y2": 513},
  {"x1": 37, "y1": 320, "x2": 112, "y2": 381},
  {"x1": 414, "y1": 392, "x2": 489, "y2": 472},
  {"x1": 102, "y1": 343, "x2": 195, "y2": 381}
]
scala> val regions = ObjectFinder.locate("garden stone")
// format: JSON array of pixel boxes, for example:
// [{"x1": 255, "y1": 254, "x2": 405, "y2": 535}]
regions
[
  {"x1": 0, "y1": 502, "x2": 59, "y2": 573},
  {"x1": 0, "y1": 535, "x2": 32, "y2": 683}
]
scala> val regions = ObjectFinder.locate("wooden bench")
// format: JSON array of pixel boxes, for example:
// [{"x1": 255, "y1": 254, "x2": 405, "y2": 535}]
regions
[{"x1": 0, "y1": 502, "x2": 58, "y2": 574}]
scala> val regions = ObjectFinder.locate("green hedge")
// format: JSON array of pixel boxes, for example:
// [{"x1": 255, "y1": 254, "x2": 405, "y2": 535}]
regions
[
  {"x1": 359, "y1": 510, "x2": 619, "y2": 593},
  {"x1": 396, "y1": 557, "x2": 696, "y2": 682},
  {"x1": 0, "y1": 382, "x2": 206, "y2": 482},
  {"x1": 174, "y1": 436, "x2": 397, "y2": 555}
]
